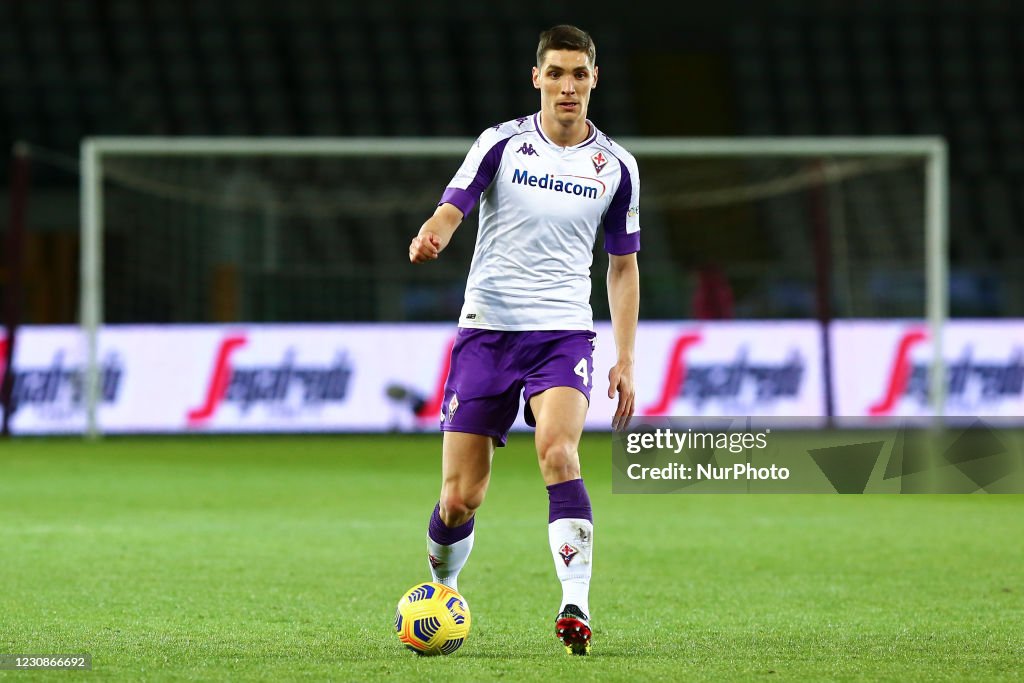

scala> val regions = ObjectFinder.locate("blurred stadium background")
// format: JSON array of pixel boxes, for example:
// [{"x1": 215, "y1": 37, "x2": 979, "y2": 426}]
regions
[
  {"x1": 3, "y1": 0, "x2": 1022, "y2": 324},
  {"x1": 2, "y1": 0, "x2": 1022, "y2": 435}
]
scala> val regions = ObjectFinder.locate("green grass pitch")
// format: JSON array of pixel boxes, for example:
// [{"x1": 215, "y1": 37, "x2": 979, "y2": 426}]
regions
[{"x1": 2, "y1": 433, "x2": 1022, "y2": 681}]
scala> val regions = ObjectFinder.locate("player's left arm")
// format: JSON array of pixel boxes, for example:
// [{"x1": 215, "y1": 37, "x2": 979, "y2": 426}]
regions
[{"x1": 607, "y1": 252, "x2": 639, "y2": 431}]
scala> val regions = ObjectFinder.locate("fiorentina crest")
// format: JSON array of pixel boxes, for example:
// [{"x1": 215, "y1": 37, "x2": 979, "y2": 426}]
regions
[
  {"x1": 558, "y1": 543, "x2": 579, "y2": 566},
  {"x1": 591, "y1": 151, "x2": 608, "y2": 174},
  {"x1": 447, "y1": 394, "x2": 459, "y2": 422}
]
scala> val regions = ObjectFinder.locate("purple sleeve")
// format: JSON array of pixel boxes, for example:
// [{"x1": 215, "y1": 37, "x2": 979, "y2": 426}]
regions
[
  {"x1": 438, "y1": 137, "x2": 512, "y2": 216},
  {"x1": 603, "y1": 160, "x2": 640, "y2": 255}
]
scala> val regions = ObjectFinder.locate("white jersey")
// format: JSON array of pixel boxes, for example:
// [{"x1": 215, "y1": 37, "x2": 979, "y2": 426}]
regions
[{"x1": 439, "y1": 112, "x2": 641, "y2": 331}]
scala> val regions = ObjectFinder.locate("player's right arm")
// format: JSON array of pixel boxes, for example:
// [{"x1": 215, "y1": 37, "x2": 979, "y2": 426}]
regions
[
  {"x1": 409, "y1": 203, "x2": 464, "y2": 263},
  {"x1": 411, "y1": 121, "x2": 516, "y2": 263}
]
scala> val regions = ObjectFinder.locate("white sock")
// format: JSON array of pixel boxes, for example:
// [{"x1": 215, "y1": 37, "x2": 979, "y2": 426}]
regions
[
  {"x1": 426, "y1": 531, "x2": 474, "y2": 593},
  {"x1": 548, "y1": 518, "x2": 593, "y2": 618}
]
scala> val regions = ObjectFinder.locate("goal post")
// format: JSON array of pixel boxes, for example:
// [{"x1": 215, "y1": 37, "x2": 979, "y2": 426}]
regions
[{"x1": 79, "y1": 136, "x2": 948, "y2": 437}]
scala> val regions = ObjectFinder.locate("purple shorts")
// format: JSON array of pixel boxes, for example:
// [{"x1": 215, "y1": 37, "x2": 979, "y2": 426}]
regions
[{"x1": 440, "y1": 328, "x2": 597, "y2": 446}]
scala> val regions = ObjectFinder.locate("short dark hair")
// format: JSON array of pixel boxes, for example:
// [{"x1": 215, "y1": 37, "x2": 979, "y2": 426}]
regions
[{"x1": 536, "y1": 25, "x2": 596, "y2": 67}]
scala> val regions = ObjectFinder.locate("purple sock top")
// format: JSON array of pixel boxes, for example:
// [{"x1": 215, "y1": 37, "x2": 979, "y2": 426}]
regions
[
  {"x1": 428, "y1": 502, "x2": 475, "y2": 545},
  {"x1": 547, "y1": 478, "x2": 592, "y2": 524}
]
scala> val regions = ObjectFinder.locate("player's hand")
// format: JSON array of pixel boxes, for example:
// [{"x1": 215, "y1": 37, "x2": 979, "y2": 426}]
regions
[
  {"x1": 608, "y1": 361, "x2": 636, "y2": 432},
  {"x1": 409, "y1": 232, "x2": 442, "y2": 263}
]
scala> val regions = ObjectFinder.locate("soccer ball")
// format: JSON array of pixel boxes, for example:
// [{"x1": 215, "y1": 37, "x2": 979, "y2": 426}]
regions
[{"x1": 394, "y1": 582, "x2": 471, "y2": 656}]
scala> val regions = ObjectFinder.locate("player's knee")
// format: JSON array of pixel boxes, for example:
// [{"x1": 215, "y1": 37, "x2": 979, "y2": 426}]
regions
[
  {"x1": 440, "y1": 484, "x2": 485, "y2": 526},
  {"x1": 537, "y1": 439, "x2": 581, "y2": 479}
]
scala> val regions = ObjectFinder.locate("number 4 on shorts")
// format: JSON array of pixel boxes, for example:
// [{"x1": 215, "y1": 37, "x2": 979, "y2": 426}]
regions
[{"x1": 573, "y1": 358, "x2": 590, "y2": 387}]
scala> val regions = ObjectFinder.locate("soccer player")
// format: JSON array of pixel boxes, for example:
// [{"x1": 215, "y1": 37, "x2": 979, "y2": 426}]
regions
[{"x1": 408, "y1": 24, "x2": 640, "y2": 656}]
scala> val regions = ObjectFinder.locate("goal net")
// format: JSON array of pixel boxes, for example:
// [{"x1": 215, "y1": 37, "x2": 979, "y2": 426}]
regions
[{"x1": 79, "y1": 137, "x2": 947, "y2": 433}]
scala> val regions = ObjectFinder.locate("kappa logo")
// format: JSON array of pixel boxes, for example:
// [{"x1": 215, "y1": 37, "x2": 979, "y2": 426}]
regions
[
  {"x1": 516, "y1": 142, "x2": 539, "y2": 156},
  {"x1": 558, "y1": 543, "x2": 579, "y2": 567},
  {"x1": 591, "y1": 150, "x2": 608, "y2": 174}
]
